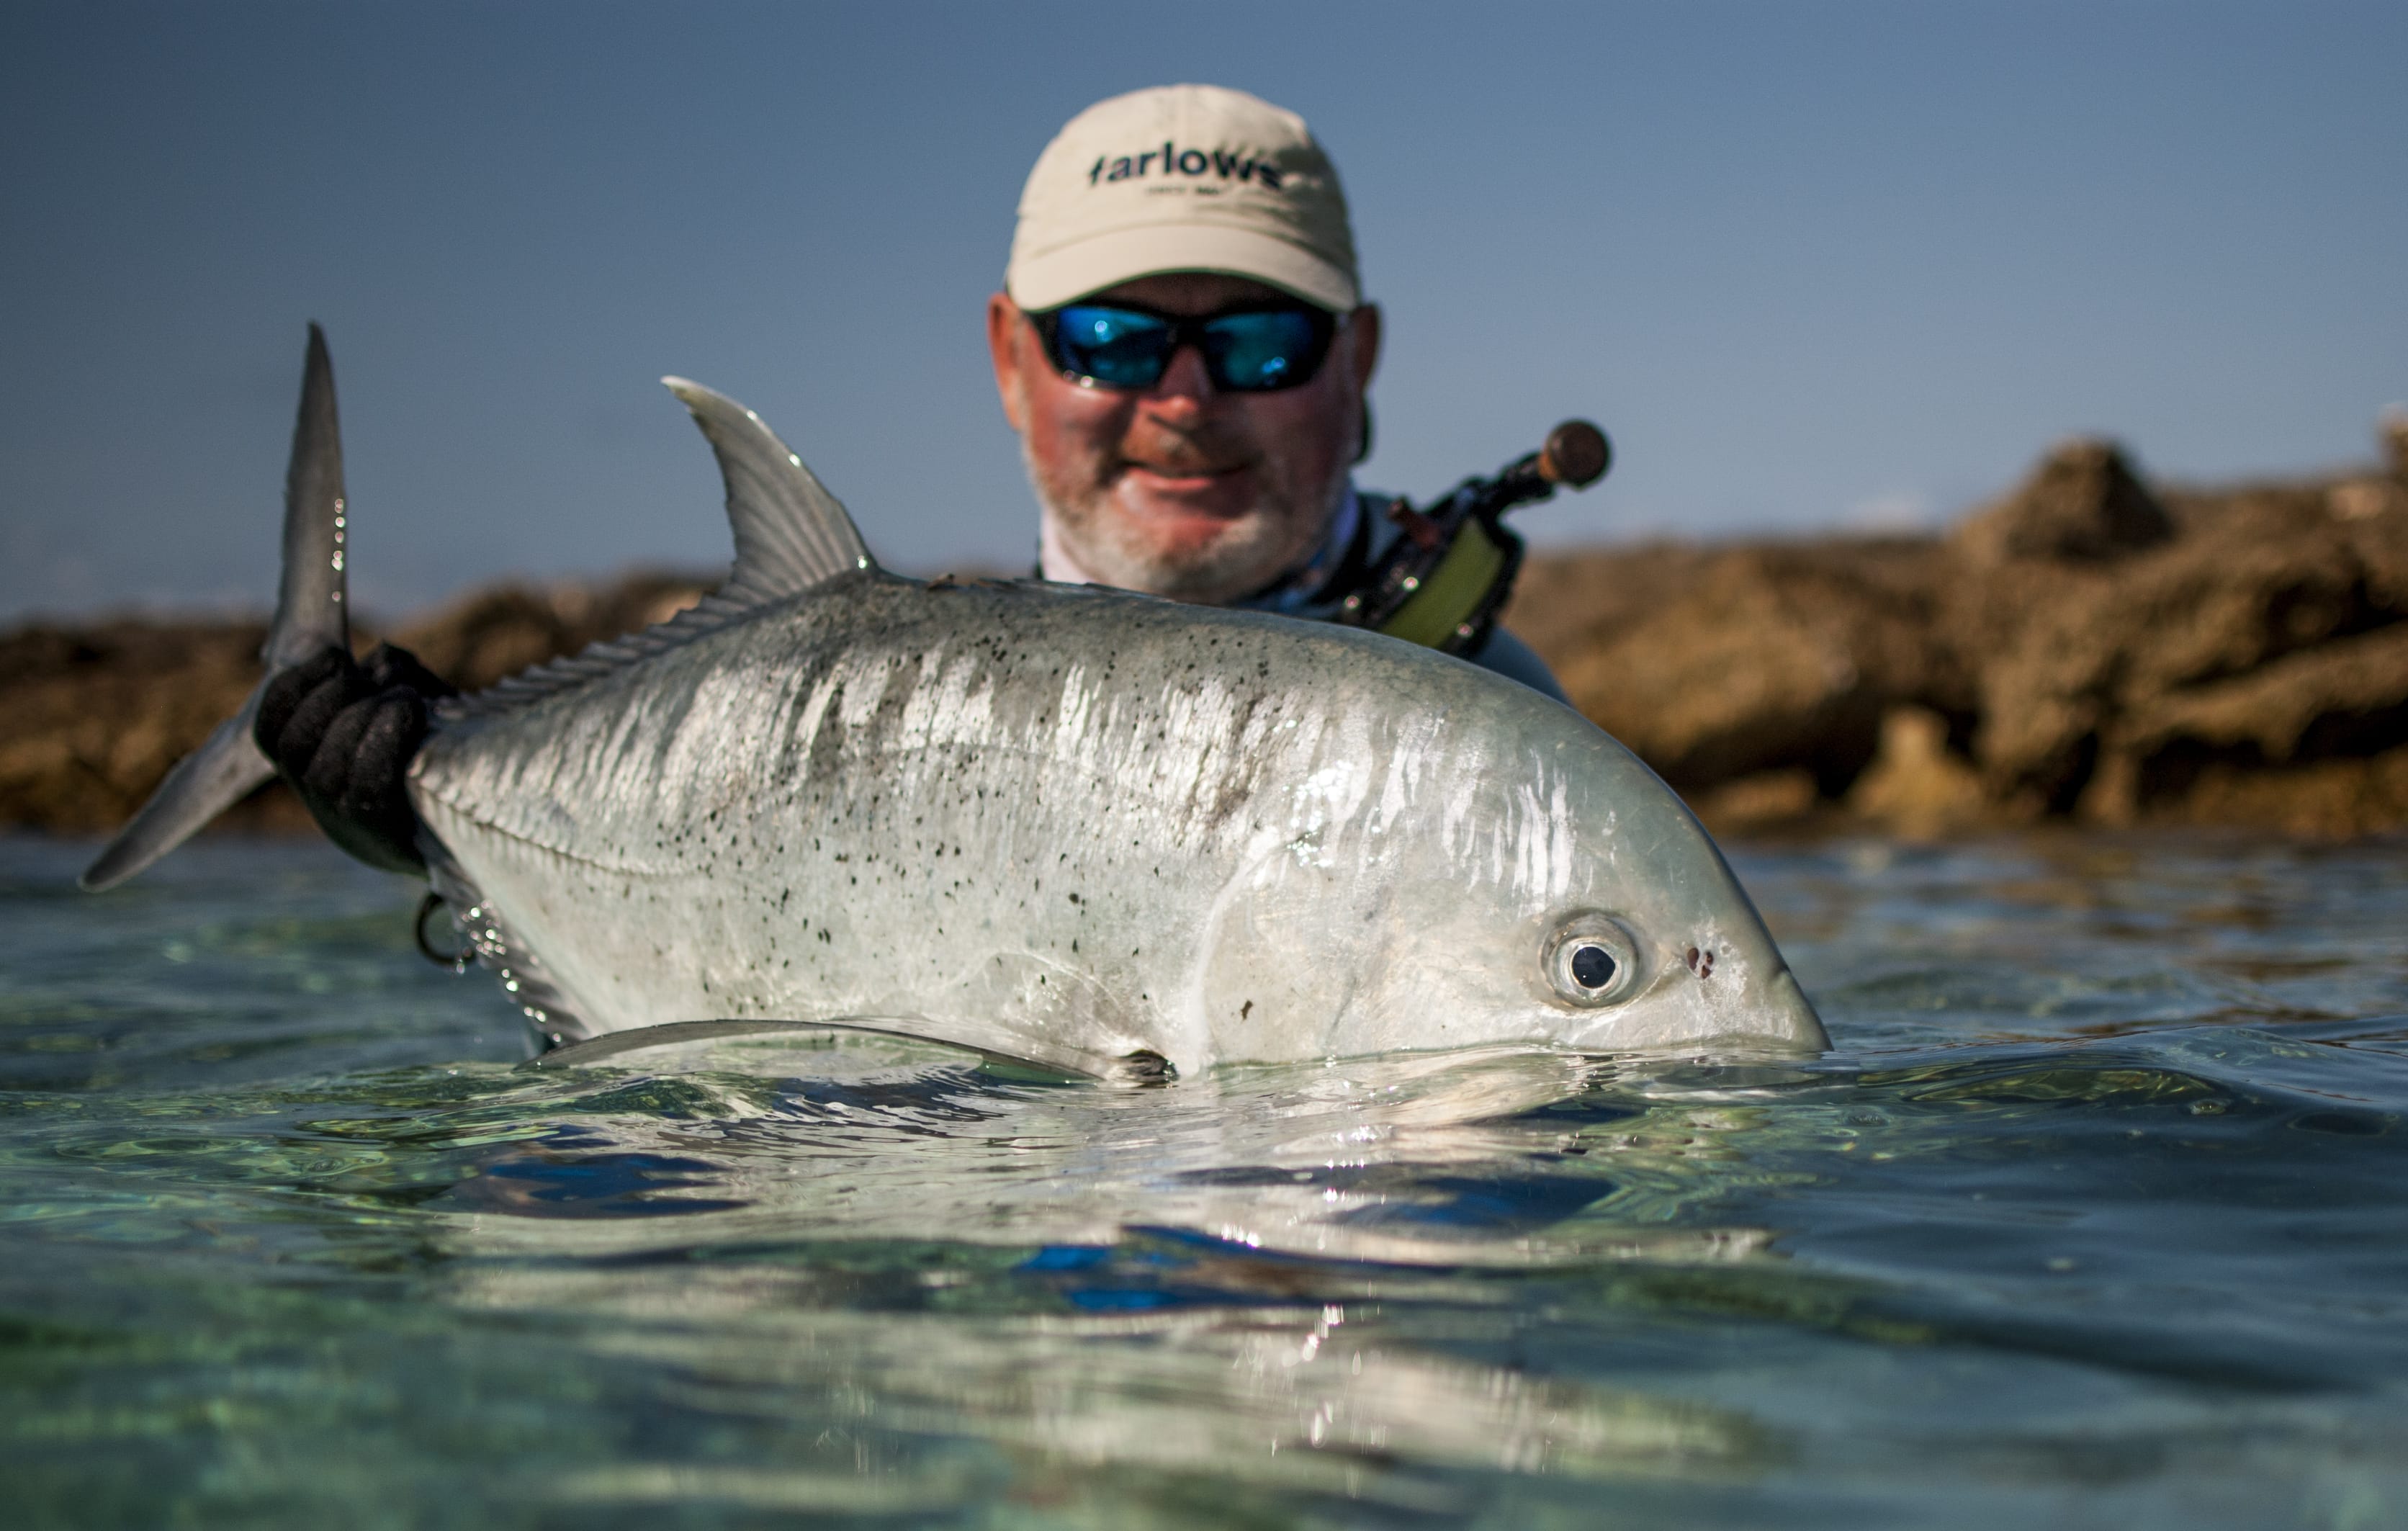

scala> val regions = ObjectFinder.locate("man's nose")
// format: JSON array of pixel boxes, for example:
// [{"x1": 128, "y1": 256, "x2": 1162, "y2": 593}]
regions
[{"x1": 1147, "y1": 340, "x2": 1216, "y2": 403}]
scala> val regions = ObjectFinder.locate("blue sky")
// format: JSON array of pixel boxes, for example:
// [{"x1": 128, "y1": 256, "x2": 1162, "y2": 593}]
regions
[{"x1": 3, "y1": 1, "x2": 2402, "y2": 623}]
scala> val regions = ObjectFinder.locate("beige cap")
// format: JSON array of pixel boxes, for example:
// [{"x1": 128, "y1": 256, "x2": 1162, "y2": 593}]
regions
[{"x1": 1006, "y1": 84, "x2": 1360, "y2": 313}]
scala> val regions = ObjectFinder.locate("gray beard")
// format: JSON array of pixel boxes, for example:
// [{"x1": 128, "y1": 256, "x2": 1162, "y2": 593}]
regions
[{"x1": 1024, "y1": 439, "x2": 1350, "y2": 605}]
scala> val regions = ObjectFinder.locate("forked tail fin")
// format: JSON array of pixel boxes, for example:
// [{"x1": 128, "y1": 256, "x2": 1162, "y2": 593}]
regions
[{"x1": 79, "y1": 324, "x2": 352, "y2": 892}]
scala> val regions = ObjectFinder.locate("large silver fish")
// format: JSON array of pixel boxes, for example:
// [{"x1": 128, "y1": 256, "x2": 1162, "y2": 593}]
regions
[{"x1": 83, "y1": 328, "x2": 1827, "y2": 1082}]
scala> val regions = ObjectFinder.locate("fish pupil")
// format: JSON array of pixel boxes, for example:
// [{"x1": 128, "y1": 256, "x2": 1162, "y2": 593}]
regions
[{"x1": 1570, "y1": 945, "x2": 1616, "y2": 989}]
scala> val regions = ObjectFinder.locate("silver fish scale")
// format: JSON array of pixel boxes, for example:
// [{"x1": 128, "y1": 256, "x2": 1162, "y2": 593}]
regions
[{"x1": 408, "y1": 571, "x2": 1824, "y2": 1079}]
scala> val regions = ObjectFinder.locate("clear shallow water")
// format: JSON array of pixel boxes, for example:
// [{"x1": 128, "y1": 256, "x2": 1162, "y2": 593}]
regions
[{"x1": 4, "y1": 833, "x2": 2407, "y2": 1529}]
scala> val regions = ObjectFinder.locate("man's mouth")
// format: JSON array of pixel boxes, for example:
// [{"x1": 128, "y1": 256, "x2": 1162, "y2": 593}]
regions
[
  {"x1": 1118, "y1": 458, "x2": 1252, "y2": 495},
  {"x1": 1128, "y1": 464, "x2": 1234, "y2": 488}
]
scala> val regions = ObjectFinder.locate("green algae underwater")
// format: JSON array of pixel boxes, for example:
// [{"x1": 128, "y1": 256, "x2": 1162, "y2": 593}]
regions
[{"x1": 4, "y1": 831, "x2": 2407, "y2": 1529}]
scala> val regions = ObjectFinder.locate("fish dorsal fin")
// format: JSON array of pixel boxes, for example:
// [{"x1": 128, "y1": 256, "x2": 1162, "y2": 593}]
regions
[
  {"x1": 441, "y1": 380, "x2": 879, "y2": 722},
  {"x1": 662, "y1": 377, "x2": 876, "y2": 598}
]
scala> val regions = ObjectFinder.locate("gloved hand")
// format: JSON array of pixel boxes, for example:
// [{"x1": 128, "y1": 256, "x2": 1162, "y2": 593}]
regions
[{"x1": 253, "y1": 643, "x2": 458, "y2": 874}]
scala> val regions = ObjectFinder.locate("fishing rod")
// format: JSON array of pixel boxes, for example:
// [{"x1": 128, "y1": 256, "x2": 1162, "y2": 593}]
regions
[{"x1": 1334, "y1": 418, "x2": 1612, "y2": 656}]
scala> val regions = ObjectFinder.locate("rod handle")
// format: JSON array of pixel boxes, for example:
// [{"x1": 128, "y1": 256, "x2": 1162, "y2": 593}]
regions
[{"x1": 1537, "y1": 420, "x2": 1611, "y2": 488}]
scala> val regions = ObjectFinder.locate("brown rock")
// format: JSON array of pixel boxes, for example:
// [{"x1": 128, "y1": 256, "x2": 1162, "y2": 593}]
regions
[
  {"x1": 2142, "y1": 744, "x2": 2408, "y2": 840},
  {"x1": 1944, "y1": 468, "x2": 2402, "y2": 814},
  {"x1": 1517, "y1": 538, "x2": 1950, "y2": 794},
  {"x1": 0, "y1": 619, "x2": 305, "y2": 836},
  {"x1": 2327, "y1": 480, "x2": 2395, "y2": 523},
  {"x1": 14, "y1": 426, "x2": 2408, "y2": 850},
  {"x1": 2118, "y1": 623, "x2": 2408, "y2": 766},
  {"x1": 1846, "y1": 706, "x2": 1989, "y2": 838},
  {"x1": 1687, "y1": 768, "x2": 1819, "y2": 836},
  {"x1": 2085, "y1": 623, "x2": 2408, "y2": 827},
  {"x1": 393, "y1": 573, "x2": 709, "y2": 692},
  {"x1": 1952, "y1": 437, "x2": 2173, "y2": 566},
  {"x1": 1553, "y1": 554, "x2": 1872, "y2": 789},
  {"x1": 1509, "y1": 427, "x2": 2408, "y2": 839},
  {"x1": 0, "y1": 570, "x2": 711, "y2": 838}
]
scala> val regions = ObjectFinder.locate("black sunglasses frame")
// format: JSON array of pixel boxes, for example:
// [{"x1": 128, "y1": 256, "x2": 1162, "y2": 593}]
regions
[{"x1": 1030, "y1": 300, "x2": 1342, "y2": 395}]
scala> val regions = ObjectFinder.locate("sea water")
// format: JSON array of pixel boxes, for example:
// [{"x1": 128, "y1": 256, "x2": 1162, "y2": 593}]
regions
[{"x1": 3, "y1": 832, "x2": 2405, "y2": 1528}]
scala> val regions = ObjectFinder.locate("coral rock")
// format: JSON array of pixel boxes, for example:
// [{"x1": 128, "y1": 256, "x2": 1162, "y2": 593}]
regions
[
  {"x1": 1952, "y1": 437, "x2": 2173, "y2": 566},
  {"x1": 1847, "y1": 707, "x2": 1990, "y2": 838}
]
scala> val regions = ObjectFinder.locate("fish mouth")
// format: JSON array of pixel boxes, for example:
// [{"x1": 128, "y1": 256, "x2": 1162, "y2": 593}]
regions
[
  {"x1": 1560, "y1": 965, "x2": 1830, "y2": 1057},
  {"x1": 1765, "y1": 967, "x2": 1832, "y2": 1052}
]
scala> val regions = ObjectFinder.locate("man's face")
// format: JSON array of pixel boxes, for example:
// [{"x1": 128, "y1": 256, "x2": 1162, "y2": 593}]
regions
[{"x1": 988, "y1": 272, "x2": 1382, "y2": 604}]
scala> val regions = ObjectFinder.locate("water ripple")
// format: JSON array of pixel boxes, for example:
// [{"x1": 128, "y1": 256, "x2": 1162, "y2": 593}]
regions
[{"x1": 4, "y1": 832, "x2": 2407, "y2": 1525}]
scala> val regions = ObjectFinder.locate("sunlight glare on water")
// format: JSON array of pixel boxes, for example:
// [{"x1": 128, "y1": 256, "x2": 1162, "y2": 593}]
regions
[{"x1": 4, "y1": 832, "x2": 2407, "y2": 1527}]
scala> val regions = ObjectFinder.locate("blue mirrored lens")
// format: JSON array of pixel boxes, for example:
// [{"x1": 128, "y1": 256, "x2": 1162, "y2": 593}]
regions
[
  {"x1": 1203, "y1": 309, "x2": 1324, "y2": 390},
  {"x1": 1045, "y1": 305, "x2": 1334, "y2": 392},
  {"x1": 1052, "y1": 307, "x2": 1174, "y2": 388}
]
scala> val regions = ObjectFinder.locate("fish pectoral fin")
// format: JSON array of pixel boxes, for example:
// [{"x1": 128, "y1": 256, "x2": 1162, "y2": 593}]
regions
[
  {"x1": 524, "y1": 1015, "x2": 1172, "y2": 1087},
  {"x1": 660, "y1": 377, "x2": 879, "y2": 598}
]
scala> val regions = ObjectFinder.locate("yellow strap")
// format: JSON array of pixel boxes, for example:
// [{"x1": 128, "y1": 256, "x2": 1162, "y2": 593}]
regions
[{"x1": 1374, "y1": 520, "x2": 1509, "y2": 649}]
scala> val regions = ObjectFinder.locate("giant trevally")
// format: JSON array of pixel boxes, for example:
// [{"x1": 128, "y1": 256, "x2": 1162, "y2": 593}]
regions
[{"x1": 82, "y1": 328, "x2": 1827, "y2": 1082}]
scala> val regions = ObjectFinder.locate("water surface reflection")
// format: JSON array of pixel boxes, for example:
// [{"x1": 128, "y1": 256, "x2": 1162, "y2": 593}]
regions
[{"x1": 3, "y1": 834, "x2": 2406, "y2": 1525}]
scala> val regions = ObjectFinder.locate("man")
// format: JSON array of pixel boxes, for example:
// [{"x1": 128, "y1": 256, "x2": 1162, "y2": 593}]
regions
[
  {"x1": 257, "y1": 84, "x2": 1559, "y2": 870},
  {"x1": 985, "y1": 83, "x2": 1564, "y2": 696}
]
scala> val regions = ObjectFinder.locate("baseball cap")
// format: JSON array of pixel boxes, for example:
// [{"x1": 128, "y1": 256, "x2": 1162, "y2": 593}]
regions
[{"x1": 1006, "y1": 84, "x2": 1360, "y2": 313}]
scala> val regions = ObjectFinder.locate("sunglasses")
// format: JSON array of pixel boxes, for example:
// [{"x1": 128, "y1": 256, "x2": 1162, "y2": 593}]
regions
[{"x1": 1033, "y1": 301, "x2": 1340, "y2": 393}]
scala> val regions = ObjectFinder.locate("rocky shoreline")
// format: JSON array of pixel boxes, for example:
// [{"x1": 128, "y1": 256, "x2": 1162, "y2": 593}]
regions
[
  {"x1": 1509, "y1": 416, "x2": 2408, "y2": 838},
  {"x1": 0, "y1": 574, "x2": 714, "y2": 840},
  {"x1": 8, "y1": 421, "x2": 2406, "y2": 843}
]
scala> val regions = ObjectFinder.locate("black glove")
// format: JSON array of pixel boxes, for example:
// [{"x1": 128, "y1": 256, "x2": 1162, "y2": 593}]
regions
[{"x1": 254, "y1": 643, "x2": 457, "y2": 874}]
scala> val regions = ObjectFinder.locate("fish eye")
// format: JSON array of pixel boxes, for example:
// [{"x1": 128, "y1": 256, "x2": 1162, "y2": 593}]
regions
[
  {"x1": 1543, "y1": 913, "x2": 1639, "y2": 1007},
  {"x1": 1570, "y1": 944, "x2": 1616, "y2": 989}
]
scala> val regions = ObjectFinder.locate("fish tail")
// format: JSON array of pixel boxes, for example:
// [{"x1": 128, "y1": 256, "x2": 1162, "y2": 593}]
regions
[{"x1": 80, "y1": 324, "x2": 351, "y2": 892}]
